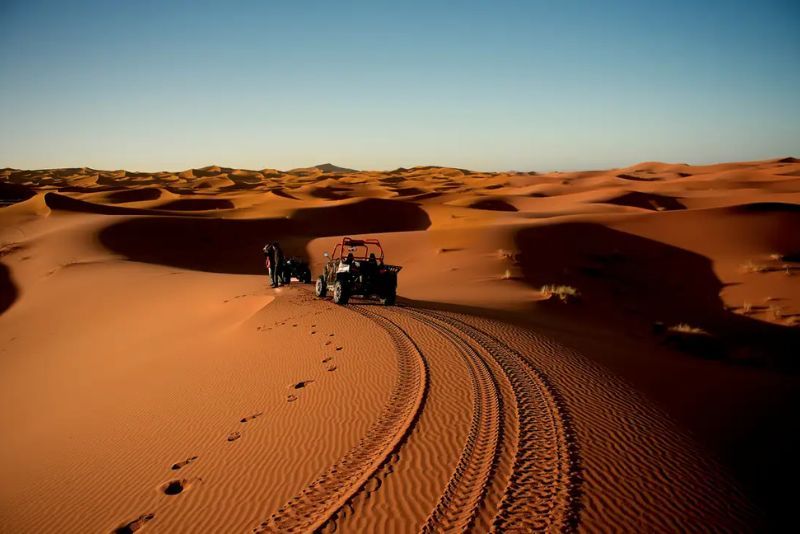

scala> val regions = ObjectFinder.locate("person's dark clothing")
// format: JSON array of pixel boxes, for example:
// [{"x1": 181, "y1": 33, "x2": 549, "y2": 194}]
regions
[{"x1": 270, "y1": 243, "x2": 284, "y2": 287}]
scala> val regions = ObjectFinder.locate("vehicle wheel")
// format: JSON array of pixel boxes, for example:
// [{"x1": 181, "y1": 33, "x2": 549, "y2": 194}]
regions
[
  {"x1": 281, "y1": 272, "x2": 291, "y2": 285},
  {"x1": 381, "y1": 289, "x2": 396, "y2": 306},
  {"x1": 332, "y1": 280, "x2": 350, "y2": 305},
  {"x1": 315, "y1": 276, "x2": 327, "y2": 298}
]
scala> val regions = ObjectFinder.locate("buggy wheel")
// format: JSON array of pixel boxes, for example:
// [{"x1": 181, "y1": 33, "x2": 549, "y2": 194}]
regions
[
  {"x1": 380, "y1": 289, "x2": 396, "y2": 306},
  {"x1": 332, "y1": 280, "x2": 350, "y2": 305},
  {"x1": 315, "y1": 276, "x2": 327, "y2": 298},
  {"x1": 302, "y1": 270, "x2": 312, "y2": 284}
]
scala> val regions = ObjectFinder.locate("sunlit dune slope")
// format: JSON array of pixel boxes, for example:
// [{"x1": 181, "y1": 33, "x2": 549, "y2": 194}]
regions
[{"x1": 1, "y1": 157, "x2": 798, "y2": 532}]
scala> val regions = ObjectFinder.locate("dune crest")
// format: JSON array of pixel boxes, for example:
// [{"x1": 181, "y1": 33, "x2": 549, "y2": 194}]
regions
[{"x1": 1, "y1": 157, "x2": 798, "y2": 532}]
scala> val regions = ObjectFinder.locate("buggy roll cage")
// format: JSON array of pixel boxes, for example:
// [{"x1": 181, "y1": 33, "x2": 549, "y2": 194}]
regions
[{"x1": 330, "y1": 237, "x2": 385, "y2": 262}]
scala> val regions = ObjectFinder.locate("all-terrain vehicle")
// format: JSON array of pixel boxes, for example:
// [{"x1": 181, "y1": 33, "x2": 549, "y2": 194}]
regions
[
  {"x1": 315, "y1": 237, "x2": 401, "y2": 305},
  {"x1": 280, "y1": 257, "x2": 312, "y2": 284}
]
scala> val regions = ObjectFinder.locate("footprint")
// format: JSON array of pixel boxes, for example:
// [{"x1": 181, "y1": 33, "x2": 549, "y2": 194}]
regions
[
  {"x1": 326, "y1": 365, "x2": 337, "y2": 372},
  {"x1": 322, "y1": 357, "x2": 333, "y2": 363},
  {"x1": 114, "y1": 513, "x2": 155, "y2": 534},
  {"x1": 328, "y1": 333, "x2": 335, "y2": 337},
  {"x1": 287, "y1": 394, "x2": 298, "y2": 402},
  {"x1": 240, "y1": 412, "x2": 263, "y2": 423},
  {"x1": 364, "y1": 476, "x2": 382, "y2": 496},
  {"x1": 335, "y1": 347, "x2": 342, "y2": 351},
  {"x1": 171, "y1": 456, "x2": 198, "y2": 470},
  {"x1": 325, "y1": 341, "x2": 332, "y2": 346},
  {"x1": 311, "y1": 331, "x2": 316, "y2": 335},
  {"x1": 292, "y1": 380, "x2": 313, "y2": 389},
  {"x1": 227, "y1": 432, "x2": 241, "y2": 442},
  {"x1": 161, "y1": 479, "x2": 186, "y2": 496}
]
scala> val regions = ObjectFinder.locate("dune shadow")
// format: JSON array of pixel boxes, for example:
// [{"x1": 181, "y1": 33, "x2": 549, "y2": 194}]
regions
[
  {"x1": 514, "y1": 223, "x2": 800, "y2": 369},
  {"x1": 392, "y1": 187, "x2": 427, "y2": 197},
  {"x1": 605, "y1": 192, "x2": 685, "y2": 211},
  {"x1": 157, "y1": 198, "x2": 235, "y2": 211},
  {"x1": 268, "y1": 188, "x2": 299, "y2": 200},
  {"x1": 0, "y1": 263, "x2": 17, "y2": 315},
  {"x1": 105, "y1": 188, "x2": 163, "y2": 203},
  {"x1": 469, "y1": 198, "x2": 519, "y2": 212},
  {"x1": 44, "y1": 192, "x2": 157, "y2": 215},
  {"x1": 0, "y1": 183, "x2": 35, "y2": 207},
  {"x1": 307, "y1": 186, "x2": 353, "y2": 200},
  {"x1": 98, "y1": 198, "x2": 431, "y2": 275}
]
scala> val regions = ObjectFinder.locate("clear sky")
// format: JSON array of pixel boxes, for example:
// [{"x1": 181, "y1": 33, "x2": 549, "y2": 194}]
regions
[{"x1": 1, "y1": 0, "x2": 798, "y2": 172}]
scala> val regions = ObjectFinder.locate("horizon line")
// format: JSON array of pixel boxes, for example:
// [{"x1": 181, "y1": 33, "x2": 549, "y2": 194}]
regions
[{"x1": 3, "y1": 155, "x2": 798, "y2": 175}]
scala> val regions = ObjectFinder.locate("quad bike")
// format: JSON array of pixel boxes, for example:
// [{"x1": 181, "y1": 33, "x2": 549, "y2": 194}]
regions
[
  {"x1": 280, "y1": 257, "x2": 312, "y2": 285},
  {"x1": 314, "y1": 237, "x2": 401, "y2": 305}
]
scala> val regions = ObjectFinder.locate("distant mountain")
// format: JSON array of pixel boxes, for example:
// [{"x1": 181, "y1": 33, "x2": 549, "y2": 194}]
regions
[
  {"x1": 288, "y1": 163, "x2": 357, "y2": 174},
  {"x1": 315, "y1": 163, "x2": 356, "y2": 173}
]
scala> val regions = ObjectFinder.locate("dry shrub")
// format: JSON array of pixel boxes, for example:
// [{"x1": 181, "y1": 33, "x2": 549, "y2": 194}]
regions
[
  {"x1": 740, "y1": 260, "x2": 768, "y2": 273},
  {"x1": 663, "y1": 323, "x2": 724, "y2": 358},
  {"x1": 668, "y1": 323, "x2": 709, "y2": 335},
  {"x1": 540, "y1": 284, "x2": 580, "y2": 303}
]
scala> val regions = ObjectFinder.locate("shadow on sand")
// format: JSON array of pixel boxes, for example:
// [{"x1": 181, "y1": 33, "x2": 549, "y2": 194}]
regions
[
  {"x1": 98, "y1": 198, "x2": 431, "y2": 275},
  {"x1": 513, "y1": 222, "x2": 799, "y2": 370},
  {"x1": 0, "y1": 263, "x2": 17, "y2": 316}
]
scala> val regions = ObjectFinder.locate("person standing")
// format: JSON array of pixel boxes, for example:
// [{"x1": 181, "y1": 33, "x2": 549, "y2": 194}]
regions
[
  {"x1": 263, "y1": 243, "x2": 273, "y2": 284},
  {"x1": 271, "y1": 241, "x2": 284, "y2": 287}
]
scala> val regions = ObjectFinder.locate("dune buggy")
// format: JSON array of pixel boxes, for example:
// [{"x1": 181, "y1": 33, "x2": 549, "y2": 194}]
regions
[
  {"x1": 314, "y1": 237, "x2": 401, "y2": 305},
  {"x1": 280, "y1": 257, "x2": 312, "y2": 284}
]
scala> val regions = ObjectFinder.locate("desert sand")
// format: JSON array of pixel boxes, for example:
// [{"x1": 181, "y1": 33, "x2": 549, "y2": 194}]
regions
[{"x1": 1, "y1": 158, "x2": 798, "y2": 532}]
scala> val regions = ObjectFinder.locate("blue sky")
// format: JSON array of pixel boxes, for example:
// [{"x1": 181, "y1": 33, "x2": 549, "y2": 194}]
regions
[{"x1": 1, "y1": 0, "x2": 798, "y2": 171}]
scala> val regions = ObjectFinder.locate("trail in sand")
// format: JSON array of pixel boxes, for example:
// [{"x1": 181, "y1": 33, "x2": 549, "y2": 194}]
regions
[{"x1": 1, "y1": 158, "x2": 796, "y2": 531}]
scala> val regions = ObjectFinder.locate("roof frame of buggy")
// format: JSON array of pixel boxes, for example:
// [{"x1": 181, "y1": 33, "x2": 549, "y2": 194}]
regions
[{"x1": 331, "y1": 237, "x2": 385, "y2": 262}]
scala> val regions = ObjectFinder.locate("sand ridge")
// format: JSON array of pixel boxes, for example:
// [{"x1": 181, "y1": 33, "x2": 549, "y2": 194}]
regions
[{"x1": 1, "y1": 158, "x2": 798, "y2": 531}]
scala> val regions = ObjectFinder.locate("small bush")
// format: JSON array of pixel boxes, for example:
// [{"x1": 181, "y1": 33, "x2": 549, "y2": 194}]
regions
[
  {"x1": 541, "y1": 284, "x2": 580, "y2": 303},
  {"x1": 663, "y1": 323, "x2": 724, "y2": 358},
  {"x1": 667, "y1": 323, "x2": 709, "y2": 336},
  {"x1": 497, "y1": 249, "x2": 521, "y2": 263},
  {"x1": 740, "y1": 260, "x2": 768, "y2": 273}
]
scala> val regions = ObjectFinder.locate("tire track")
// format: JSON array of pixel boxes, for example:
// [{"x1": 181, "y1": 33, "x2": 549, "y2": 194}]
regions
[
  {"x1": 374, "y1": 307, "x2": 503, "y2": 533},
  {"x1": 408, "y1": 307, "x2": 582, "y2": 532},
  {"x1": 253, "y1": 305, "x2": 428, "y2": 533}
]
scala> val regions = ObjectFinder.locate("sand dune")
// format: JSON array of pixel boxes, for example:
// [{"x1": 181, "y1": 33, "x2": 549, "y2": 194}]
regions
[{"x1": 1, "y1": 157, "x2": 798, "y2": 532}]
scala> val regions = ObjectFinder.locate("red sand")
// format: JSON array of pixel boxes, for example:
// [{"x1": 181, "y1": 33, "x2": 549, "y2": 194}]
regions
[{"x1": 1, "y1": 159, "x2": 798, "y2": 532}]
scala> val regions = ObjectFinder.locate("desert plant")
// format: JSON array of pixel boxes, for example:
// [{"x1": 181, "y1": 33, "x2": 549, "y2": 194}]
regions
[
  {"x1": 740, "y1": 260, "x2": 768, "y2": 273},
  {"x1": 769, "y1": 253, "x2": 784, "y2": 262},
  {"x1": 667, "y1": 323, "x2": 709, "y2": 335},
  {"x1": 742, "y1": 302, "x2": 752, "y2": 314},
  {"x1": 540, "y1": 284, "x2": 580, "y2": 303},
  {"x1": 662, "y1": 323, "x2": 724, "y2": 358}
]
